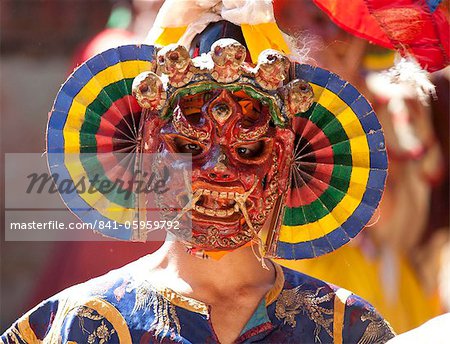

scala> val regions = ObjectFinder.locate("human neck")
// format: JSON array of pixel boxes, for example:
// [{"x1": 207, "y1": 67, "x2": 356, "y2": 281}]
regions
[{"x1": 146, "y1": 239, "x2": 276, "y2": 297}]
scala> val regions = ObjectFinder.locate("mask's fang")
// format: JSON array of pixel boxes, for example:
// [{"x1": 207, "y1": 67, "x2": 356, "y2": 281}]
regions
[
  {"x1": 234, "y1": 177, "x2": 259, "y2": 206},
  {"x1": 236, "y1": 198, "x2": 268, "y2": 270},
  {"x1": 236, "y1": 199, "x2": 253, "y2": 231},
  {"x1": 173, "y1": 189, "x2": 202, "y2": 222},
  {"x1": 244, "y1": 177, "x2": 259, "y2": 199}
]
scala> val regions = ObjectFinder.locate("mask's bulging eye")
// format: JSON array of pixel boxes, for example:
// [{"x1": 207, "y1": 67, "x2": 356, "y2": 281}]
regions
[
  {"x1": 212, "y1": 102, "x2": 232, "y2": 120},
  {"x1": 171, "y1": 137, "x2": 204, "y2": 156},
  {"x1": 235, "y1": 141, "x2": 265, "y2": 159},
  {"x1": 236, "y1": 147, "x2": 249, "y2": 155},
  {"x1": 183, "y1": 143, "x2": 201, "y2": 153}
]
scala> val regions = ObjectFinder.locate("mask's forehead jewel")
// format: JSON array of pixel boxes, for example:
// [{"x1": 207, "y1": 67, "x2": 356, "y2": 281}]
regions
[{"x1": 163, "y1": 83, "x2": 285, "y2": 126}]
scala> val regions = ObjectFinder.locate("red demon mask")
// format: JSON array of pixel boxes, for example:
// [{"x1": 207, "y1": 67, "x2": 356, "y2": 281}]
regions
[
  {"x1": 133, "y1": 39, "x2": 314, "y2": 252},
  {"x1": 143, "y1": 87, "x2": 295, "y2": 251}
]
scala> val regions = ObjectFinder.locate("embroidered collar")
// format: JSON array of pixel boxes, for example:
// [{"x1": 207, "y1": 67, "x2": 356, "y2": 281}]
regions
[{"x1": 151, "y1": 260, "x2": 285, "y2": 316}]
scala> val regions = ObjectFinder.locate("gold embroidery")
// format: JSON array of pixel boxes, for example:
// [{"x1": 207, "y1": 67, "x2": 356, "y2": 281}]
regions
[
  {"x1": 76, "y1": 306, "x2": 103, "y2": 320},
  {"x1": 169, "y1": 300, "x2": 182, "y2": 336},
  {"x1": 67, "y1": 299, "x2": 132, "y2": 344},
  {"x1": 86, "y1": 320, "x2": 116, "y2": 344},
  {"x1": 76, "y1": 306, "x2": 104, "y2": 334},
  {"x1": 82, "y1": 299, "x2": 132, "y2": 344},
  {"x1": 275, "y1": 286, "x2": 334, "y2": 340},
  {"x1": 3, "y1": 295, "x2": 130, "y2": 344},
  {"x1": 132, "y1": 281, "x2": 182, "y2": 338},
  {"x1": 132, "y1": 282, "x2": 154, "y2": 313},
  {"x1": 358, "y1": 311, "x2": 396, "y2": 344},
  {"x1": 158, "y1": 288, "x2": 209, "y2": 315}
]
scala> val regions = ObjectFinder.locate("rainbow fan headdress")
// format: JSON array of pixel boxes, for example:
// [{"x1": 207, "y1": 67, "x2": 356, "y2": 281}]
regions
[{"x1": 46, "y1": 0, "x2": 387, "y2": 259}]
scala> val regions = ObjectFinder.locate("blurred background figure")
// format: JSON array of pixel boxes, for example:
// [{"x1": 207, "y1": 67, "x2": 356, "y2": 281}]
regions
[
  {"x1": 273, "y1": 0, "x2": 449, "y2": 334},
  {"x1": 1, "y1": 0, "x2": 448, "y2": 334}
]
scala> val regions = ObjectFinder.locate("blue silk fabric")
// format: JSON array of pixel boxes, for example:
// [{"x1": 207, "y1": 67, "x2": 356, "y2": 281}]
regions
[{"x1": 1, "y1": 261, "x2": 395, "y2": 343}]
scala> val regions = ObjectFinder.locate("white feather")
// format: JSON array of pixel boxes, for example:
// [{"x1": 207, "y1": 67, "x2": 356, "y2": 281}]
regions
[{"x1": 384, "y1": 55, "x2": 436, "y2": 105}]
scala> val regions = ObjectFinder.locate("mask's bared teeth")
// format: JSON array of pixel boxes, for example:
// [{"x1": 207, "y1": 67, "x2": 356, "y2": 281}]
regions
[
  {"x1": 202, "y1": 189, "x2": 211, "y2": 196},
  {"x1": 205, "y1": 209, "x2": 215, "y2": 216},
  {"x1": 193, "y1": 189, "x2": 203, "y2": 198},
  {"x1": 227, "y1": 192, "x2": 234, "y2": 200},
  {"x1": 216, "y1": 210, "x2": 227, "y2": 217},
  {"x1": 211, "y1": 191, "x2": 219, "y2": 198},
  {"x1": 194, "y1": 201, "x2": 239, "y2": 218},
  {"x1": 195, "y1": 205, "x2": 206, "y2": 213},
  {"x1": 219, "y1": 192, "x2": 228, "y2": 199}
]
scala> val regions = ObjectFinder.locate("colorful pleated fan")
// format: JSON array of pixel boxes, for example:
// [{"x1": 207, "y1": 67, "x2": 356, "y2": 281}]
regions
[
  {"x1": 277, "y1": 64, "x2": 388, "y2": 260},
  {"x1": 46, "y1": 44, "x2": 387, "y2": 257},
  {"x1": 47, "y1": 45, "x2": 155, "y2": 240}
]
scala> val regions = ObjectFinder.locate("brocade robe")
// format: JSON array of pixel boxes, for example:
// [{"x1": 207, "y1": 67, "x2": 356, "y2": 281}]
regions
[{"x1": 1, "y1": 259, "x2": 395, "y2": 343}]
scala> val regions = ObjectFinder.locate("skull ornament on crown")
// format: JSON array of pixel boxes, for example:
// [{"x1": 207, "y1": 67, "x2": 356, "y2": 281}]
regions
[{"x1": 132, "y1": 36, "x2": 314, "y2": 253}]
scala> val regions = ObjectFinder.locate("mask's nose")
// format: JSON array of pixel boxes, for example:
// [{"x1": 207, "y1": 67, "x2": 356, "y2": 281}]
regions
[{"x1": 207, "y1": 151, "x2": 237, "y2": 181}]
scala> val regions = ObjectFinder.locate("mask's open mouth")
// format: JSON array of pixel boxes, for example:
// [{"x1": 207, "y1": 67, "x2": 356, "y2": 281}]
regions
[
  {"x1": 172, "y1": 179, "x2": 259, "y2": 233},
  {"x1": 191, "y1": 179, "x2": 258, "y2": 224},
  {"x1": 192, "y1": 189, "x2": 248, "y2": 223}
]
